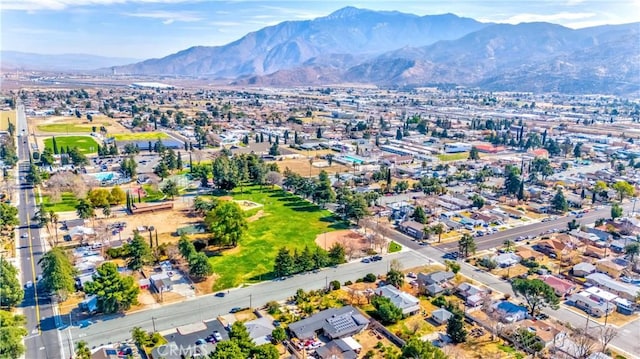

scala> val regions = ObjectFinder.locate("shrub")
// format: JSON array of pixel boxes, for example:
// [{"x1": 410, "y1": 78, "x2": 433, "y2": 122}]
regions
[
  {"x1": 478, "y1": 257, "x2": 498, "y2": 270},
  {"x1": 363, "y1": 273, "x2": 377, "y2": 283},
  {"x1": 344, "y1": 280, "x2": 352, "y2": 286},
  {"x1": 356, "y1": 278, "x2": 363, "y2": 283},
  {"x1": 329, "y1": 280, "x2": 341, "y2": 291},
  {"x1": 193, "y1": 240, "x2": 207, "y2": 252},
  {"x1": 431, "y1": 295, "x2": 447, "y2": 308},
  {"x1": 266, "y1": 301, "x2": 280, "y2": 315},
  {"x1": 520, "y1": 258, "x2": 539, "y2": 268},
  {"x1": 107, "y1": 246, "x2": 129, "y2": 259}
]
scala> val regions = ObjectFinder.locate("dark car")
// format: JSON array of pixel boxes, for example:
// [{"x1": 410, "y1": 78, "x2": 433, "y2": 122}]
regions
[
  {"x1": 230, "y1": 307, "x2": 242, "y2": 313},
  {"x1": 372, "y1": 255, "x2": 383, "y2": 261},
  {"x1": 215, "y1": 292, "x2": 226, "y2": 297}
]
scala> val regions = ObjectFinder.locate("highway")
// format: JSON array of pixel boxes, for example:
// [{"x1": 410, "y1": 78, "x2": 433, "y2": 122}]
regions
[{"x1": 15, "y1": 103, "x2": 65, "y2": 359}]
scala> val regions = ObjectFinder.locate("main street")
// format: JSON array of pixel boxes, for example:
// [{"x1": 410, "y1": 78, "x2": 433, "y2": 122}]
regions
[{"x1": 15, "y1": 102, "x2": 64, "y2": 359}]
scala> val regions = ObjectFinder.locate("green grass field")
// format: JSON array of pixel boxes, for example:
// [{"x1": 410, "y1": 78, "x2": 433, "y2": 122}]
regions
[
  {"x1": 388, "y1": 241, "x2": 402, "y2": 253},
  {"x1": 436, "y1": 152, "x2": 469, "y2": 162},
  {"x1": 112, "y1": 132, "x2": 169, "y2": 141},
  {"x1": 42, "y1": 192, "x2": 79, "y2": 212},
  {"x1": 37, "y1": 123, "x2": 111, "y2": 133},
  {"x1": 0, "y1": 110, "x2": 16, "y2": 131},
  {"x1": 43, "y1": 136, "x2": 100, "y2": 154},
  {"x1": 208, "y1": 186, "x2": 348, "y2": 290}
]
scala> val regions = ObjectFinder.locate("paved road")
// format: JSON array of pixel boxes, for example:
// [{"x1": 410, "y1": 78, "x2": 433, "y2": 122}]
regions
[
  {"x1": 70, "y1": 251, "x2": 427, "y2": 349},
  {"x1": 15, "y1": 103, "x2": 65, "y2": 359},
  {"x1": 435, "y1": 206, "x2": 617, "y2": 252}
]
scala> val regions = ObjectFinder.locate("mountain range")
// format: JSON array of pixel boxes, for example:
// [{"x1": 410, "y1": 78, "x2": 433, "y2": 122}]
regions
[
  {"x1": 0, "y1": 51, "x2": 139, "y2": 71},
  {"x1": 7, "y1": 7, "x2": 640, "y2": 95}
]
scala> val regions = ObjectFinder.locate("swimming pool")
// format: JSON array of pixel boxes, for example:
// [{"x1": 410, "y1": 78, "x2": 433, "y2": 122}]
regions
[
  {"x1": 89, "y1": 171, "x2": 119, "y2": 182},
  {"x1": 342, "y1": 155, "x2": 364, "y2": 164}
]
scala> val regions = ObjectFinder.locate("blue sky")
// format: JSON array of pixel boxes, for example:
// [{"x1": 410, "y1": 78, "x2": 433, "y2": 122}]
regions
[{"x1": 1, "y1": 0, "x2": 639, "y2": 59}]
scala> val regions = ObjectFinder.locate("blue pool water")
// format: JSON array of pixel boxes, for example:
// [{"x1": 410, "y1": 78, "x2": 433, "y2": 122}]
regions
[
  {"x1": 90, "y1": 172, "x2": 118, "y2": 182},
  {"x1": 342, "y1": 155, "x2": 364, "y2": 164}
]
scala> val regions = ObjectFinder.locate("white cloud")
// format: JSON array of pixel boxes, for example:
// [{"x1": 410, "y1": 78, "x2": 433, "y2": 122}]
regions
[
  {"x1": 1, "y1": 0, "x2": 198, "y2": 11},
  {"x1": 125, "y1": 10, "x2": 202, "y2": 23}
]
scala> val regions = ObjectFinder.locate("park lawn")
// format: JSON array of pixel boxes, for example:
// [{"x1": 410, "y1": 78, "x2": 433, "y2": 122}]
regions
[
  {"x1": 436, "y1": 152, "x2": 469, "y2": 162},
  {"x1": 209, "y1": 186, "x2": 348, "y2": 290},
  {"x1": 43, "y1": 135, "x2": 100, "y2": 154},
  {"x1": 0, "y1": 110, "x2": 16, "y2": 131},
  {"x1": 112, "y1": 132, "x2": 169, "y2": 141},
  {"x1": 388, "y1": 241, "x2": 402, "y2": 253},
  {"x1": 42, "y1": 192, "x2": 79, "y2": 212},
  {"x1": 37, "y1": 123, "x2": 111, "y2": 133}
]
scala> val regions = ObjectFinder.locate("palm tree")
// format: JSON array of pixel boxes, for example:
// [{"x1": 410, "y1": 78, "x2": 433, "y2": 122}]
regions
[
  {"x1": 503, "y1": 239, "x2": 514, "y2": 252},
  {"x1": 432, "y1": 223, "x2": 445, "y2": 243},
  {"x1": 625, "y1": 243, "x2": 640, "y2": 263},
  {"x1": 49, "y1": 211, "x2": 59, "y2": 246},
  {"x1": 75, "y1": 340, "x2": 91, "y2": 359}
]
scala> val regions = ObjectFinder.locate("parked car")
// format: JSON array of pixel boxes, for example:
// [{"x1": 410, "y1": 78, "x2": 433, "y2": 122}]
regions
[
  {"x1": 215, "y1": 292, "x2": 226, "y2": 297},
  {"x1": 213, "y1": 331, "x2": 223, "y2": 341},
  {"x1": 230, "y1": 307, "x2": 242, "y2": 313},
  {"x1": 361, "y1": 258, "x2": 371, "y2": 263}
]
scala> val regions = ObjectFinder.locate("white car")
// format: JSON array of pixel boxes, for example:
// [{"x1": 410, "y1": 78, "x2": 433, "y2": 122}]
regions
[{"x1": 24, "y1": 281, "x2": 33, "y2": 289}]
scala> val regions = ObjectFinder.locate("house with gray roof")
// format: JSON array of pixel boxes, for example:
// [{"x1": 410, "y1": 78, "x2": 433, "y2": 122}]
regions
[
  {"x1": 431, "y1": 308, "x2": 453, "y2": 325},
  {"x1": 374, "y1": 285, "x2": 421, "y2": 316},
  {"x1": 572, "y1": 262, "x2": 596, "y2": 277},
  {"x1": 418, "y1": 271, "x2": 454, "y2": 296},
  {"x1": 244, "y1": 317, "x2": 275, "y2": 345},
  {"x1": 586, "y1": 273, "x2": 639, "y2": 301},
  {"x1": 288, "y1": 306, "x2": 369, "y2": 340}
]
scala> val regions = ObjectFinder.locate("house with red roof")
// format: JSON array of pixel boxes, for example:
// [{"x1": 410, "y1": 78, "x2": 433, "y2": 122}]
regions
[{"x1": 542, "y1": 275, "x2": 576, "y2": 298}]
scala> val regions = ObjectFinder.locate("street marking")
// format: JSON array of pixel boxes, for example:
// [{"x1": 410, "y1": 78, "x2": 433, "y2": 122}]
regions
[{"x1": 23, "y1": 163, "x2": 42, "y2": 336}]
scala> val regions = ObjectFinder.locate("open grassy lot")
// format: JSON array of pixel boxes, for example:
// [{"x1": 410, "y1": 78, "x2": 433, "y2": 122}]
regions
[
  {"x1": 436, "y1": 152, "x2": 469, "y2": 161},
  {"x1": 43, "y1": 135, "x2": 100, "y2": 154},
  {"x1": 0, "y1": 110, "x2": 16, "y2": 131},
  {"x1": 42, "y1": 192, "x2": 79, "y2": 212},
  {"x1": 112, "y1": 132, "x2": 169, "y2": 141},
  {"x1": 37, "y1": 123, "x2": 111, "y2": 133},
  {"x1": 208, "y1": 186, "x2": 348, "y2": 290}
]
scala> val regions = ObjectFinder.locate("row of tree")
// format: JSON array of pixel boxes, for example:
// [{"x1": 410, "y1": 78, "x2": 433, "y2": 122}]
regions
[
  {"x1": 177, "y1": 234, "x2": 214, "y2": 279},
  {"x1": 273, "y1": 244, "x2": 346, "y2": 277}
]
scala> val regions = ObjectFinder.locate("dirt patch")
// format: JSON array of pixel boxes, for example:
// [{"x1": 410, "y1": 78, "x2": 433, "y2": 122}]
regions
[
  {"x1": 233, "y1": 310, "x2": 257, "y2": 322},
  {"x1": 247, "y1": 210, "x2": 268, "y2": 222},
  {"x1": 193, "y1": 274, "x2": 218, "y2": 295},
  {"x1": 353, "y1": 329, "x2": 398, "y2": 358},
  {"x1": 278, "y1": 157, "x2": 350, "y2": 177},
  {"x1": 314, "y1": 229, "x2": 369, "y2": 251},
  {"x1": 137, "y1": 290, "x2": 157, "y2": 306}
]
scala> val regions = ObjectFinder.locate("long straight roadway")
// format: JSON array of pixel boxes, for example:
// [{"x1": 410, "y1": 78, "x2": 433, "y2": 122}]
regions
[{"x1": 15, "y1": 102, "x2": 65, "y2": 359}]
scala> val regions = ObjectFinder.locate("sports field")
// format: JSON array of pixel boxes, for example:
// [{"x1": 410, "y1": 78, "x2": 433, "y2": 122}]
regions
[
  {"x1": 112, "y1": 132, "x2": 169, "y2": 141},
  {"x1": 0, "y1": 110, "x2": 16, "y2": 131},
  {"x1": 43, "y1": 136, "x2": 100, "y2": 154}
]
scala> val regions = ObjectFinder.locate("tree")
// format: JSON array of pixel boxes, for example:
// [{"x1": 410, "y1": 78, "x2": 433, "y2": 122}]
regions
[
  {"x1": 431, "y1": 223, "x2": 445, "y2": 243},
  {"x1": 386, "y1": 268, "x2": 404, "y2": 288},
  {"x1": 121, "y1": 156, "x2": 137, "y2": 178},
  {"x1": 39, "y1": 247, "x2": 75, "y2": 300},
  {"x1": 253, "y1": 344, "x2": 279, "y2": 359},
  {"x1": 0, "y1": 203, "x2": 19, "y2": 231},
  {"x1": 0, "y1": 310, "x2": 27, "y2": 359},
  {"x1": 599, "y1": 325, "x2": 618, "y2": 354},
  {"x1": 75, "y1": 341, "x2": 91, "y2": 359},
  {"x1": 188, "y1": 252, "x2": 213, "y2": 279},
  {"x1": 446, "y1": 313, "x2": 467, "y2": 344},
  {"x1": 573, "y1": 142, "x2": 583, "y2": 158},
  {"x1": 161, "y1": 180, "x2": 179, "y2": 200},
  {"x1": 265, "y1": 171, "x2": 282, "y2": 188},
  {"x1": 611, "y1": 202, "x2": 623, "y2": 219},
  {"x1": 178, "y1": 234, "x2": 196, "y2": 259},
  {"x1": 401, "y1": 338, "x2": 447, "y2": 359},
  {"x1": 504, "y1": 165, "x2": 521, "y2": 196},
  {"x1": 624, "y1": 242, "x2": 639, "y2": 263},
  {"x1": 84, "y1": 262, "x2": 140, "y2": 313},
  {"x1": 471, "y1": 194, "x2": 485, "y2": 209},
  {"x1": 210, "y1": 340, "x2": 244, "y2": 359},
  {"x1": 229, "y1": 321, "x2": 254, "y2": 357},
  {"x1": 0, "y1": 258, "x2": 24, "y2": 308},
  {"x1": 458, "y1": 233, "x2": 476, "y2": 258},
  {"x1": 212, "y1": 156, "x2": 239, "y2": 191},
  {"x1": 127, "y1": 232, "x2": 152, "y2": 270},
  {"x1": 469, "y1": 146, "x2": 480, "y2": 160},
  {"x1": 371, "y1": 295, "x2": 403, "y2": 324},
  {"x1": 327, "y1": 243, "x2": 346, "y2": 265},
  {"x1": 67, "y1": 147, "x2": 88, "y2": 166},
  {"x1": 551, "y1": 189, "x2": 569, "y2": 213},
  {"x1": 312, "y1": 170, "x2": 335, "y2": 208},
  {"x1": 612, "y1": 180, "x2": 635, "y2": 202},
  {"x1": 26, "y1": 164, "x2": 42, "y2": 185},
  {"x1": 412, "y1": 206, "x2": 426, "y2": 224},
  {"x1": 75, "y1": 199, "x2": 94, "y2": 220},
  {"x1": 271, "y1": 326, "x2": 287, "y2": 343},
  {"x1": 274, "y1": 247, "x2": 294, "y2": 277},
  {"x1": 511, "y1": 278, "x2": 559, "y2": 316},
  {"x1": 205, "y1": 201, "x2": 247, "y2": 247},
  {"x1": 444, "y1": 260, "x2": 461, "y2": 274},
  {"x1": 153, "y1": 161, "x2": 169, "y2": 181}
]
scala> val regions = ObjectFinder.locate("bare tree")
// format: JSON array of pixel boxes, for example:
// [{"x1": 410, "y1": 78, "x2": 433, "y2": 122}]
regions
[
  {"x1": 572, "y1": 327, "x2": 596, "y2": 359},
  {"x1": 265, "y1": 171, "x2": 282, "y2": 188},
  {"x1": 598, "y1": 325, "x2": 618, "y2": 354}
]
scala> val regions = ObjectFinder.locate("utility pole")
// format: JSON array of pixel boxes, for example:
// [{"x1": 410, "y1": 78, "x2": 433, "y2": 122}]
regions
[
  {"x1": 249, "y1": 294, "x2": 252, "y2": 309},
  {"x1": 152, "y1": 316, "x2": 157, "y2": 332}
]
